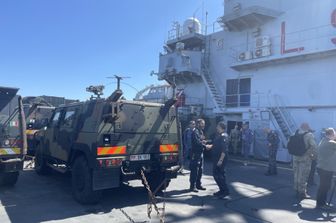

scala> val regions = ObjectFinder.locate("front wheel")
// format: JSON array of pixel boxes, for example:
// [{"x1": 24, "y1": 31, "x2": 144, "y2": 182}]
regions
[
  {"x1": 72, "y1": 156, "x2": 102, "y2": 204},
  {"x1": 0, "y1": 172, "x2": 19, "y2": 186}
]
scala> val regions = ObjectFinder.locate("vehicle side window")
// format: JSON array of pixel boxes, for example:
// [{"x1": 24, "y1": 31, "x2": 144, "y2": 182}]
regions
[
  {"x1": 62, "y1": 109, "x2": 77, "y2": 128},
  {"x1": 50, "y1": 111, "x2": 61, "y2": 127}
]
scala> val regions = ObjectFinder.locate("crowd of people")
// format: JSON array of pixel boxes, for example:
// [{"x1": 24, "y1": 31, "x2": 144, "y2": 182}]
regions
[{"x1": 182, "y1": 119, "x2": 336, "y2": 210}]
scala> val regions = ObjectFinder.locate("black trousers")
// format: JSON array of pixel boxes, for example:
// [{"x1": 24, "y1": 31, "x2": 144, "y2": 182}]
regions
[
  {"x1": 308, "y1": 159, "x2": 317, "y2": 184},
  {"x1": 189, "y1": 152, "x2": 203, "y2": 187},
  {"x1": 213, "y1": 156, "x2": 229, "y2": 193},
  {"x1": 316, "y1": 168, "x2": 334, "y2": 206},
  {"x1": 267, "y1": 148, "x2": 278, "y2": 174}
]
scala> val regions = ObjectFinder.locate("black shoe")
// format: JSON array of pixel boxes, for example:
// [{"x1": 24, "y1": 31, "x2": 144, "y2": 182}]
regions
[
  {"x1": 215, "y1": 191, "x2": 230, "y2": 199},
  {"x1": 264, "y1": 172, "x2": 272, "y2": 176},
  {"x1": 316, "y1": 204, "x2": 333, "y2": 210},
  {"x1": 297, "y1": 192, "x2": 310, "y2": 200},
  {"x1": 213, "y1": 191, "x2": 221, "y2": 196},
  {"x1": 196, "y1": 185, "x2": 206, "y2": 190},
  {"x1": 189, "y1": 187, "x2": 198, "y2": 192}
]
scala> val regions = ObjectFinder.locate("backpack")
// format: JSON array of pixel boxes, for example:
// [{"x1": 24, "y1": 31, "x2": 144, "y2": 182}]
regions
[{"x1": 287, "y1": 130, "x2": 308, "y2": 156}]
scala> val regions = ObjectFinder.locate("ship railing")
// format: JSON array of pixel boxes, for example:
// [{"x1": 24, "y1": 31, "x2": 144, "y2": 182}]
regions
[
  {"x1": 224, "y1": 92, "x2": 271, "y2": 109},
  {"x1": 267, "y1": 94, "x2": 297, "y2": 138},
  {"x1": 167, "y1": 20, "x2": 222, "y2": 41},
  {"x1": 229, "y1": 23, "x2": 336, "y2": 62}
]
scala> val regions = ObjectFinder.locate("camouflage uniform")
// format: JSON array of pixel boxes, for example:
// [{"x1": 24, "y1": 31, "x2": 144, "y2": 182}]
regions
[
  {"x1": 266, "y1": 130, "x2": 280, "y2": 175},
  {"x1": 242, "y1": 128, "x2": 253, "y2": 161},
  {"x1": 293, "y1": 130, "x2": 317, "y2": 197},
  {"x1": 229, "y1": 128, "x2": 241, "y2": 155}
]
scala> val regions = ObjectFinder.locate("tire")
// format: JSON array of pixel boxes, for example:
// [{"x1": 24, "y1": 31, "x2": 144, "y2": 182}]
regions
[
  {"x1": 71, "y1": 156, "x2": 102, "y2": 204},
  {"x1": 0, "y1": 172, "x2": 19, "y2": 186},
  {"x1": 143, "y1": 171, "x2": 171, "y2": 193},
  {"x1": 35, "y1": 144, "x2": 51, "y2": 175}
]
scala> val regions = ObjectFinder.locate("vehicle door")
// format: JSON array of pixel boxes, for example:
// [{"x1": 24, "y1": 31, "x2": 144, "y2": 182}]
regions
[
  {"x1": 56, "y1": 106, "x2": 79, "y2": 161},
  {"x1": 44, "y1": 108, "x2": 64, "y2": 158}
]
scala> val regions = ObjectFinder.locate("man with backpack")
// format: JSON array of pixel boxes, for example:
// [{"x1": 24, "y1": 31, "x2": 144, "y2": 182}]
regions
[{"x1": 289, "y1": 123, "x2": 317, "y2": 200}]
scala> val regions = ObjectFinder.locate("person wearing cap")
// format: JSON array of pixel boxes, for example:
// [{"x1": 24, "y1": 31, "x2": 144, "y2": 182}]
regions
[
  {"x1": 316, "y1": 128, "x2": 336, "y2": 210},
  {"x1": 293, "y1": 123, "x2": 317, "y2": 200}
]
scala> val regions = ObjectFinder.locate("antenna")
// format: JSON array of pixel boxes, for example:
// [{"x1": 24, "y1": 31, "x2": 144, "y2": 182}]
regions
[{"x1": 106, "y1": 75, "x2": 130, "y2": 91}]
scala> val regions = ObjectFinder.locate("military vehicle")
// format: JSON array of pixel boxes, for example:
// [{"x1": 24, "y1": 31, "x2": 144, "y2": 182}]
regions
[
  {"x1": 35, "y1": 81, "x2": 181, "y2": 204},
  {"x1": 0, "y1": 87, "x2": 27, "y2": 186},
  {"x1": 22, "y1": 97, "x2": 55, "y2": 156}
]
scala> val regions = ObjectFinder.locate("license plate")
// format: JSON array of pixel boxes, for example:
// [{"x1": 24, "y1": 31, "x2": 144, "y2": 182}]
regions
[{"x1": 130, "y1": 154, "x2": 150, "y2": 161}]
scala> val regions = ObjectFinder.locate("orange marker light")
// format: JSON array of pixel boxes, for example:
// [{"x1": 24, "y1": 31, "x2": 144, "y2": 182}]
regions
[
  {"x1": 160, "y1": 144, "x2": 178, "y2": 153},
  {"x1": 97, "y1": 146, "x2": 126, "y2": 156}
]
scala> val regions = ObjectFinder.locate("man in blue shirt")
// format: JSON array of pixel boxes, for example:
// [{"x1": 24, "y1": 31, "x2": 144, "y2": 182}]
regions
[{"x1": 183, "y1": 120, "x2": 195, "y2": 163}]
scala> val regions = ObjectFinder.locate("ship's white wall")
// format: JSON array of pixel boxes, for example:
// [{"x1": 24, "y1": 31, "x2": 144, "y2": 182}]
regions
[
  {"x1": 224, "y1": 0, "x2": 316, "y2": 15},
  {"x1": 181, "y1": 82, "x2": 216, "y2": 109},
  {"x1": 207, "y1": 0, "x2": 336, "y2": 107},
  {"x1": 167, "y1": 0, "x2": 336, "y2": 135},
  {"x1": 208, "y1": 0, "x2": 336, "y2": 135}
]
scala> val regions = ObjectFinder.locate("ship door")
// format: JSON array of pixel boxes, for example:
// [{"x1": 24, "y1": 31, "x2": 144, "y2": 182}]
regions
[{"x1": 227, "y1": 121, "x2": 242, "y2": 135}]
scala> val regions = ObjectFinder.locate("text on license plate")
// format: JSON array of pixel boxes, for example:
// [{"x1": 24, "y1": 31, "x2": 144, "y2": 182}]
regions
[{"x1": 130, "y1": 154, "x2": 150, "y2": 161}]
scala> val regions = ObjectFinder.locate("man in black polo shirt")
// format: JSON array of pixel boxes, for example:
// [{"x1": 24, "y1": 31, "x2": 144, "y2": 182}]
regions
[{"x1": 206, "y1": 121, "x2": 230, "y2": 198}]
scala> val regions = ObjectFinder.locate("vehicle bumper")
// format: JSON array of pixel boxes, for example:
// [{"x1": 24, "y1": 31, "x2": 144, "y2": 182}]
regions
[{"x1": 0, "y1": 158, "x2": 24, "y2": 172}]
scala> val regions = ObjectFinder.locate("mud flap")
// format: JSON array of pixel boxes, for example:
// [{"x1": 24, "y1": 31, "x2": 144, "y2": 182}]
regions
[{"x1": 92, "y1": 168, "x2": 121, "y2": 190}]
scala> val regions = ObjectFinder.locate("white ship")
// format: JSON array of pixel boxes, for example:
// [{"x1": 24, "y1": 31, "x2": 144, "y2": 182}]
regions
[{"x1": 155, "y1": 0, "x2": 336, "y2": 161}]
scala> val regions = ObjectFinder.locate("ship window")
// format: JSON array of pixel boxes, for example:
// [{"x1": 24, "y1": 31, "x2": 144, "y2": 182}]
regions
[
  {"x1": 226, "y1": 79, "x2": 239, "y2": 107},
  {"x1": 226, "y1": 78, "x2": 251, "y2": 107},
  {"x1": 239, "y1": 78, "x2": 251, "y2": 106}
]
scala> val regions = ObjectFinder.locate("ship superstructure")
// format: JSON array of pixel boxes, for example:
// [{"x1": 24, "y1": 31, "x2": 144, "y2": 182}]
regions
[{"x1": 157, "y1": 0, "x2": 336, "y2": 161}]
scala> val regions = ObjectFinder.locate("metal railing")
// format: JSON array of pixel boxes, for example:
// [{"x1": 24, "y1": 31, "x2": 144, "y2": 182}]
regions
[
  {"x1": 167, "y1": 21, "x2": 223, "y2": 41},
  {"x1": 229, "y1": 23, "x2": 336, "y2": 62}
]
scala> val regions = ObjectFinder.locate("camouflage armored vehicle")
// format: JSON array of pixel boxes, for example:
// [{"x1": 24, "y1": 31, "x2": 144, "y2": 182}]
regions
[
  {"x1": 0, "y1": 87, "x2": 27, "y2": 186},
  {"x1": 35, "y1": 84, "x2": 181, "y2": 204}
]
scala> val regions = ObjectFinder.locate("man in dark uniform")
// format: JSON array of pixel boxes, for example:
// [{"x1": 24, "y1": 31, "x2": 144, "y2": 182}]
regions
[
  {"x1": 206, "y1": 121, "x2": 230, "y2": 198},
  {"x1": 189, "y1": 119, "x2": 206, "y2": 192},
  {"x1": 265, "y1": 128, "x2": 280, "y2": 176}
]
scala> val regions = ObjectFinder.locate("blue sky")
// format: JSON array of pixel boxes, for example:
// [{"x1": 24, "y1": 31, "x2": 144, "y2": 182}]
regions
[{"x1": 0, "y1": 0, "x2": 223, "y2": 100}]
